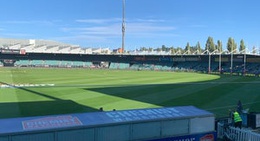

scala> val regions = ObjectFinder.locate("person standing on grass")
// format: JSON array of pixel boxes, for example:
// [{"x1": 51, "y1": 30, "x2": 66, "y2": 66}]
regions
[{"x1": 233, "y1": 110, "x2": 242, "y2": 129}]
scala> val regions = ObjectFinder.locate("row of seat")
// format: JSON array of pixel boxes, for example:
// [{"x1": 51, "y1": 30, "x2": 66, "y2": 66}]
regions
[
  {"x1": 10, "y1": 60, "x2": 260, "y2": 75},
  {"x1": 109, "y1": 62, "x2": 260, "y2": 75},
  {"x1": 15, "y1": 60, "x2": 93, "y2": 67}
]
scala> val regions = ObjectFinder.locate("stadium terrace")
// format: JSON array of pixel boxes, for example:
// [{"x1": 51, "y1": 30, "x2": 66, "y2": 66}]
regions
[{"x1": 1, "y1": 38, "x2": 260, "y2": 76}]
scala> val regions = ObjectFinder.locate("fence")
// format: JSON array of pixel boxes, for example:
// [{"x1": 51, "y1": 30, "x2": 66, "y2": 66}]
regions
[{"x1": 217, "y1": 122, "x2": 260, "y2": 141}]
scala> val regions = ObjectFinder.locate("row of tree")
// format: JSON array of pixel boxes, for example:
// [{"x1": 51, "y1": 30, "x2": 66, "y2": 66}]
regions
[
  {"x1": 138, "y1": 37, "x2": 257, "y2": 54},
  {"x1": 204, "y1": 37, "x2": 245, "y2": 53}
]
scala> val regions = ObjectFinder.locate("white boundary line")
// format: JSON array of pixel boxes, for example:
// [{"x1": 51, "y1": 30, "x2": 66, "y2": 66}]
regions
[{"x1": 0, "y1": 84, "x2": 55, "y2": 88}]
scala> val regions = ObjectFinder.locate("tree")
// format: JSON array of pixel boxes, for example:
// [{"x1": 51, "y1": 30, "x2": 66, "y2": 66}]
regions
[
  {"x1": 205, "y1": 36, "x2": 215, "y2": 52},
  {"x1": 162, "y1": 45, "x2": 166, "y2": 51},
  {"x1": 196, "y1": 41, "x2": 201, "y2": 53},
  {"x1": 170, "y1": 47, "x2": 175, "y2": 54},
  {"x1": 157, "y1": 47, "x2": 162, "y2": 52},
  {"x1": 217, "y1": 40, "x2": 223, "y2": 52},
  {"x1": 140, "y1": 47, "x2": 147, "y2": 51},
  {"x1": 252, "y1": 46, "x2": 257, "y2": 54},
  {"x1": 176, "y1": 47, "x2": 184, "y2": 54},
  {"x1": 227, "y1": 37, "x2": 237, "y2": 53},
  {"x1": 148, "y1": 47, "x2": 153, "y2": 52},
  {"x1": 239, "y1": 39, "x2": 246, "y2": 52},
  {"x1": 185, "y1": 42, "x2": 191, "y2": 54}
]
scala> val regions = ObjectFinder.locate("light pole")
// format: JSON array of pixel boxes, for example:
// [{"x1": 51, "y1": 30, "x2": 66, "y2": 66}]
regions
[
  {"x1": 231, "y1": 50, "x2": 233, "y2": 75},
  {"x1": 208, "y1": 49, "x2": 219, "y2": 74},
  {"x1": 208, "y1": 51, "x2": 211, "y2": 73},
  {"x1": 219, "y1": 51, "x2": 222, "y2": 74},
  {"x1": 230, "y1": 49, "x2": 237, "y2": 76},
  {"x1": 122, "y1": 0, "x2": 126, "y2": 54}
]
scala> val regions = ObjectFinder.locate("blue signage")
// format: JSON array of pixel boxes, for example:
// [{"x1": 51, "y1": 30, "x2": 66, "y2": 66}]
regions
[
  {"x1": 150, "y1": 132, "x2": 217, "y2": 141},
  {"x1": 22, "y1": 116, "x2": 82, "y2": 130}
]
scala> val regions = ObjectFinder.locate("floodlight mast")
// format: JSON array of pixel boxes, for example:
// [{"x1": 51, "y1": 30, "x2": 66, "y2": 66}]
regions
[{"x1": 122, "y1": 0, "x2": 126, "y2": 54}]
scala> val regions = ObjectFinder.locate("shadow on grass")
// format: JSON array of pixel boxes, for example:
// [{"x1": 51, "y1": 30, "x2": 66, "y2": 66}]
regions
[
  {"x1": 0, "y1": 81, "x2": 97, "y2": 119},
  {"x1": 2, "y1": 75, "x2": 260, "y2": 119},
  {"x1": 84, "y1": 83, "x2": 234, "y2": 108},
  {"x1": 0, "y1": 100, "x2": 96, "y2": 119},
  {"x1": 83, "y1": 76, "x2": 260, "y2": 118}
]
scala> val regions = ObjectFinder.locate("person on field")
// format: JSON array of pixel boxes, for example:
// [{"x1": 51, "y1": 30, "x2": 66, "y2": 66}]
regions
[{"x1": 233, "y1": 110, "x2": 242, "y2": 129}]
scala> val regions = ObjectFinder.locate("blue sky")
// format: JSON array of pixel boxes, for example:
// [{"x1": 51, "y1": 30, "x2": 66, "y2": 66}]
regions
[{"x1": 0, "y1": 0, "x2": 259, "y2": 50}]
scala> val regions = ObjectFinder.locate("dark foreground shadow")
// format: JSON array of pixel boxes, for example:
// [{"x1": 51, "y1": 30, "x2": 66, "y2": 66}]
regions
[
  {"x1": 0, "y1": 100, "x2": 96, "y2": 119},
  {"x1": 0, "y1": 81, "x2": 97, "y2": 119}
]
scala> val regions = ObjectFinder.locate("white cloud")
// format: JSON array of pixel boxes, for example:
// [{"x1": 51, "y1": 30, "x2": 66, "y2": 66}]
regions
[
  {"x1": 76, "y1": 18, "x2": 166, "y2": 24},
  {"x1": 0, "y1": 18, "x2": 178, "y2": 48},
  {"x1": 58, "y1": 18, "x2": 177, "y2": 46},
  {"x1": 1, "y1": 20, "x2": 56, "y2": 26},
  {"x1": 127, "y1": 23, "x2": 176, "y2": 33},
  {"x1": 76, "y1": 18, "x2": 121, "y2": 24},
  {"x1": 2, "y1": 33, "x2": 34, "y2": 37},
  {"x1": 54, "y1": 35, "x2": 109, "y2": 42},
  {"x1": 61, "y1": 24, "x2": 121, "y2": 36},
  {"x1": 132, "y1": 18, "x2": 165, "y2": 23},
  {"x1": 62, "y1": 22, "x2": 176, "y2": 36}
]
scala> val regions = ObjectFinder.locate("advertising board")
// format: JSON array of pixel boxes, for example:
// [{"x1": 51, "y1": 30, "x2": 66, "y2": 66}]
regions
[{"x1": 150, "y1": 132, "x2": 217, "y2": 141}]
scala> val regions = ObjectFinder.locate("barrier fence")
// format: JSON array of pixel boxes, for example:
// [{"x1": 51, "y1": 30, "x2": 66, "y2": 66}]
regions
[{"x1": 217, "y1": 122, "x2": 260, "y2": 141}]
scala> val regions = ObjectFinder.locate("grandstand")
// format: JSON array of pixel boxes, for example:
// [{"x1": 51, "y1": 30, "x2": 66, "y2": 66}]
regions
[
  {"x1": 1, "y1": 38, "x2": 260, "y2": 76},
  {"x1": 0, "y1": 38, "x2": 111, "y2": 54}
]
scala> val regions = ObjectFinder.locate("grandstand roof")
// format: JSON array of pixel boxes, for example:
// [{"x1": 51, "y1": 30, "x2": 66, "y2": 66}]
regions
[
  {"x1": 0, "y1": 38, "x2": 70, "y2": 46},
  {"x1": 1, "y1": 38, "x2": 259, "y2": 55},
  {"x1": 0, "y1": 38, "x2": 109, "y2": 54}
]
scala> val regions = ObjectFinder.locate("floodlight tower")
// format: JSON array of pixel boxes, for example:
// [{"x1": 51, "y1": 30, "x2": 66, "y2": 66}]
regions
[{"x1": 122, "y1": 0, "x2": 126, "y2": 54}]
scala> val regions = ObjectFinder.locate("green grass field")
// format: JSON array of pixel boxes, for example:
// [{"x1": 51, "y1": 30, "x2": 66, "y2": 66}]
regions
[{"x1": 0, "y1": 67, "x2": 260, "y2": 119}]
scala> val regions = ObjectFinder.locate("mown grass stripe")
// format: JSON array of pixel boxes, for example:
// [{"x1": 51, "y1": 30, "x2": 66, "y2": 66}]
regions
[{"x1": 0, "y1": 67, "x2": 260, "y2": 119}]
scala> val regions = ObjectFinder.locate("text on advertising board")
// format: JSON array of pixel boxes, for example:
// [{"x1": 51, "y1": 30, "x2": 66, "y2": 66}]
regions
[{"x1": 22, "y1": 115, "x2": 82, "y2": 130}]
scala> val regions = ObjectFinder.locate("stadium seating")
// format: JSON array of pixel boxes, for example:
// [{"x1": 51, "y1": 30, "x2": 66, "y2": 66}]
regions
[
  {"x1": 130, "y1": 64, "x2": 142, "y2": 70},
  {"x1": 14, "y1": 58, "x2": 260, "y2": 77},
  {"x1": 109, "y1": 63, "x2": 130, "y2": 69},
  {"x1": 118, "y1": 63, "x2": 129, "y2": 69},
  {"x1": 83, "y1": 61, "x2": 92, "y2": 68},
  {"x1": 30, "y1": 60, "x2": 44, "y2": 67},
  {"x1": 71, "y1": 61, "x2": 84, "y2": 67},
  {"x1": 109, "y1": 62, "x2": 118, "y2": 69},
  {"x1": 2, "y1": 37, "x2": 260, "y2": 76},
  {"x1": 15, "y1": 60, "x2": 30, "y2": 67}
]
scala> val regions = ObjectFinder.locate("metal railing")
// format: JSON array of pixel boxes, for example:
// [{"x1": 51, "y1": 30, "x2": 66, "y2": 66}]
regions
[{"x1": 218, "y1": 122, "x2": 260, "y2": 141}]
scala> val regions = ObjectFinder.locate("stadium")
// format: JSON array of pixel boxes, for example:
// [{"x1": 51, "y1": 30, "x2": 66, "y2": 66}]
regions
[{"x1": 0, "y1": 38, "x2": 260, "y2": 140}]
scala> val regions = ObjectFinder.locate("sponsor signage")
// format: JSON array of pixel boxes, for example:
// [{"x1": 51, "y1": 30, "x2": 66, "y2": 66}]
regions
[
  {"x1": 150, "y1": 132, "x2": 217, "y2": 141},
  {"x1": 0, "y1": 48, "x2": 21, "y2": 54},
  {"x1": 22, "y1": 115, "x2": 82, "y2": 130},
  {"x1": 106, "y1": 108, "x2": 185, "y2": 122}
]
